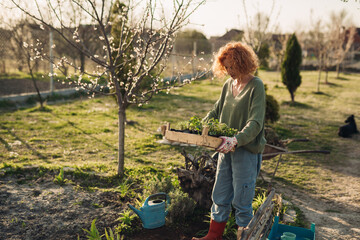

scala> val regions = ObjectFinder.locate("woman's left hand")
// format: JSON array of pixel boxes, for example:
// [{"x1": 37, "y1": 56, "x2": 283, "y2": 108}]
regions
[{"x1": 216, "y1": 136, "x2": 238, "y2": 153}]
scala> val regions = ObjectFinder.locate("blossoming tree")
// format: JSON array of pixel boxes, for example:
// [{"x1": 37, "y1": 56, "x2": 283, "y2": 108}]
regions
[{"x1": 9, "y1": 0, "x2": 206, "y2": 176}]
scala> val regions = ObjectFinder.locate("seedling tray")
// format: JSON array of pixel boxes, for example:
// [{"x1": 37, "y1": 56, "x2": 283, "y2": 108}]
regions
[
  {"x1": 267, "y1": 216, "x2": 315, "y2": 240},
  {"x1": 160, "y1": 123, "x2": 223, "y2": 149}
]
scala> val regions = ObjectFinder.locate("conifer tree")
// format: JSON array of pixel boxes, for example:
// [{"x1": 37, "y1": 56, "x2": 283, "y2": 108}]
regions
[{"x1": 281, "y1": 33, "x2": 302, "y2": 102}]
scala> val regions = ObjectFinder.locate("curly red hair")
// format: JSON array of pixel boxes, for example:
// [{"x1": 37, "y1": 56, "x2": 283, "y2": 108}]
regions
[{"x1": 212, "y1": 42, "x2": 259, "y2": 77}]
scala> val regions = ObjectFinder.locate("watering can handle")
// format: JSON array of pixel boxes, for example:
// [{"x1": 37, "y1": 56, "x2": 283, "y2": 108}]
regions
[{"x1": 144, "y1": 192, "x2": 170, "y2": 207}]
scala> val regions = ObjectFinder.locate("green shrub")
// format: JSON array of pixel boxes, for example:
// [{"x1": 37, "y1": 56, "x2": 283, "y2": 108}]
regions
[
  {"x1": 266, "y1": 94, "x2": 280, "y2": 123},
  {"x1": 167, "y1": 188, "x2": 196, "y2": 224},
  {"x1": 142, "y1": 174, "x2": 174, "y2": 197},
  {"x1": 139, "y1": 174, "x2": 196, "y2": 224}
]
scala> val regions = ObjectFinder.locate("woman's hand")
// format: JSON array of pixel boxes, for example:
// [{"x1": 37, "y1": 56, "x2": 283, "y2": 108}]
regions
[{"x1": 216, "y1": 136, "x2": 238, "y2": 153}]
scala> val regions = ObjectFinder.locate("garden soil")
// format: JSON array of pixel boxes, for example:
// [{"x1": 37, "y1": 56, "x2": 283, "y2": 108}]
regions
[
  {"x1": 1, "y1": 147, "x2": 359, "y2": 240},
  {"x1": 0, "y1": 171, "x2": 204, "y2": 240}
]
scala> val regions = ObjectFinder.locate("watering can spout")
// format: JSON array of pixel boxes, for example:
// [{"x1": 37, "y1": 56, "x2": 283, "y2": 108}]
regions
[{"x1": 128, "y1": 204, "x2": 144, "y2": 220}]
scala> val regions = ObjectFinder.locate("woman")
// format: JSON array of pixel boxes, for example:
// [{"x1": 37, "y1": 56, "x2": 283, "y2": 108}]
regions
[{"x1": 192, "y1": 42, "x2": 266, "y2": 240}]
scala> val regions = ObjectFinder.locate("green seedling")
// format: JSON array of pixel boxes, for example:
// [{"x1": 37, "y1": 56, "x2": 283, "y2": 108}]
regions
[
  {"x1": 83, "y1": 219, "x2": 102, "y2": 240},
  {"x1": 53, "y1": 168, "x2": 67, "y2": 186}
]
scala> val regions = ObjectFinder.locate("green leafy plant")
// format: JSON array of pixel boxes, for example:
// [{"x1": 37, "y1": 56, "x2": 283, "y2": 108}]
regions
[
  {"x1": 83, "y1": 219, "x2": 102, "y2": 240},
  {"x1": 116, "y1": 210, "x2": 137, "y2": 235},
  {"x1": 223, "y1": 211, "x2": 237, "y2": 239},
  {"x1": 104, "y1": 228, "x2": 123, "y2": 240},
  {"x1": 204, "y1": 118, "x2": 238, "y2": 137},
  {"x1": 188, "y1": 116, "x2": 203, "y2": 133},
  {"x1": 116, "y1": 179, "x2": 135, "y2": 199},
  {"x1": 177, "y1": 116, "x2": 238, "y2": 137},
  {"x1": 82, "y1": 219, "x2": 123, "y2": 240},
  {"x1": 252, "y1": 190, "x2": 267, "y2": 214},
  {"x1": 53, "y1": 168, "x2": 67, "y2": 186}
]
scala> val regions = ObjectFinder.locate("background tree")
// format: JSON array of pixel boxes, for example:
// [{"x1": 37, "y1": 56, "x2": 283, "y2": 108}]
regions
[
  {"x1": 327, "y1": 10, "x2": 355, "y2": 78},
  {"x1": 0, "y1": 27, "x2": 11, "y2": 73},
  {"x1": 9, "y1": 18, "x2": 45, "y2": 106},
  {"x1": 269, "y1": 34, "x2": 289, "y2": 73},
  {"x1": 307, "y1": 18, "x2": 326, "y2": 92},
  {"x1": 281, "y1": 33, "x2": 302, "y2": 102},
  {"x1": 174, "y1": 29, "x2": 212, "y2": 55},
  {"x1": 9, "y1": 0, "x2": 205, "y2": 177},
  {"x1": 257, "y1": 42, "x2": 270, "y2": 69},
  {"x1": 241, "y1": 0, "x2": 280, "y2": 70}
]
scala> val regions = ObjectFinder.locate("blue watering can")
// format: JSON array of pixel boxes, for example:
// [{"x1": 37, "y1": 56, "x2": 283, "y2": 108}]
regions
[{"x1": 128, "y1": 192, "x2": 170, "y2": 229}]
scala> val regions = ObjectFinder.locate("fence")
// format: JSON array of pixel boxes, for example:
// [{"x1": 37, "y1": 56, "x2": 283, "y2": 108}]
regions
[{"x1": 1, "y1": 23, "x2": 359, "y2": 98}]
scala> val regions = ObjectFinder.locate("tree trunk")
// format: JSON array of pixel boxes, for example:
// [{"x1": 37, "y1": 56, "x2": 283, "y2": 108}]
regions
[
  {"x1": 118, "y1": 105, "x2": 126, "y2": 177},
  {"x1": 325, "y1": 68, "x2": 329, "y2": 84},
  {"x1": 317, "y1": 62, "x2": 322, "y2": 92},
  {"x1": 30, "y1": 70, "x2": 44, "y2": 108},
  {"x1": 27, "y1": 57, "x2": 44, "y2": 108},
  {"x1": 336, "y1": 63, "x2": 340, "y2": 79},
  {"x1": 1, "y1": 60, "x2": 6, "y2": 73},
  {"x1": 80, "y1": 51, "x2": 85, "y2": 73},
  {"x1": 290, "y1": 90, "x2": 295, "y2": 103}
]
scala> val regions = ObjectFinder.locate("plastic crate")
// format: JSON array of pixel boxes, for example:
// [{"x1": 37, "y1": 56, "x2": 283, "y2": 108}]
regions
[{"x1": 267, "y1": 216, "x2": 315, "y2": 240}]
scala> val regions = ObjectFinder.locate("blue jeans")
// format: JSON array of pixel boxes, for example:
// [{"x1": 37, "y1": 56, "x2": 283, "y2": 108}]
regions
[{"x1": 211, "y1": 147, "x2": 262, "y2": 227}]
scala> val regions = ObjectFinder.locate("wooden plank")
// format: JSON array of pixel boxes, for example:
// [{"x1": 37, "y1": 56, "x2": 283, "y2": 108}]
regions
[
  {"x1": 164, "y1": 130, "x2": 222, "y2": 148},
  {"x1": 240, "y1": 189, "x2": 276, "y2": 240},
  {"x1": 248, "y1": 202, "x2": 275, "y2": 240}
]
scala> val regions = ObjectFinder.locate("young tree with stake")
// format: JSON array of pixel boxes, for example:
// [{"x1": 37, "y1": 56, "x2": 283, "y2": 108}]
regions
[{"x1": 9, "y1": 0, "x2": 207, "y2": 177}]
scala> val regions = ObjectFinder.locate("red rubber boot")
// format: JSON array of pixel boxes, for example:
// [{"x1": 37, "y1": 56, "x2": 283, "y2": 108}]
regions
[{"x1": 192, "y1": 219, "x2": 227, "y2": 240}]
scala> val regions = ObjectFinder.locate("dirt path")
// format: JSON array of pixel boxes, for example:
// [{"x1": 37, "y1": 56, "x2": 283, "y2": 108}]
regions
[{"x1": 270, "y1": 134, "x2": 360, "y2": 240}]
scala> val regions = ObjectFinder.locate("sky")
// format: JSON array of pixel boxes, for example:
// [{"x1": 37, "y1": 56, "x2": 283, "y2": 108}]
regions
[
  {"x1": 1, "y1": 0, "x2": 359, "y2": 37},
  {"x1": 186, "y1": 0, "x2": 360, "y2": 38}
]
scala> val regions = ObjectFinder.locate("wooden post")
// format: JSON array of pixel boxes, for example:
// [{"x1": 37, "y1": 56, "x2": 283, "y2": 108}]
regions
[
  {"x1": 160, "y1": 125, "x2": 167, "y2": 136},
  {"x1": 239, "y1": 189, "x2": 276, "y2": 240}
]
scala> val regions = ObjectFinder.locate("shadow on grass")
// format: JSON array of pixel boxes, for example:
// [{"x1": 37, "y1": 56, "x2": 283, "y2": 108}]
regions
[
  {"x1": 312, "y1": 91, "x2": 331, "y2": 97},
  {"x1": 323, "y1": 82, "x2": 340, "y2": 87},
  {"x1": 0, "y1": 124, "x2": 48, "y2": 161},
  {"x1": 336, "y1": 76, "x2": 349, "y2": 81},
  {"x1": 28, "y1": 106, "x2": 53, "y2": 113},
  {"x1": 281, "y1": 101, "x2": 314, "y2": 109},
  {"x1": 50, "y1": 111, "x2": 115, "y2": 150}
]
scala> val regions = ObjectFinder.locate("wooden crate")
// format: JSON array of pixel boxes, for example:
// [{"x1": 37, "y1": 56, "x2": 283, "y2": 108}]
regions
[{"x1": 161, "y1": 123, "x2": 223, "y2": 149}]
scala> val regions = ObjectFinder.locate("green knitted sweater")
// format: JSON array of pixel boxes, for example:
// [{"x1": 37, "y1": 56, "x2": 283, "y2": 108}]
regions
[{"x1": 204, "y1": 77, "x2": 266, "y2": 154}]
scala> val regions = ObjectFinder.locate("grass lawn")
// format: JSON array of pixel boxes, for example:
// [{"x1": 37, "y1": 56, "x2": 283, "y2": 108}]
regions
[{"x1": 1, "y1": 70, "x2": 359, "y2": 194}]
